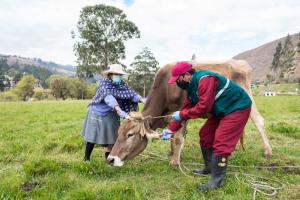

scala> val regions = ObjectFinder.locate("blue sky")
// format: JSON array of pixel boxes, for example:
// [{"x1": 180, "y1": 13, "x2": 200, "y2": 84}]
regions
[{"x1": 0, "y1": 0, "x2": 299, "y2": 67}]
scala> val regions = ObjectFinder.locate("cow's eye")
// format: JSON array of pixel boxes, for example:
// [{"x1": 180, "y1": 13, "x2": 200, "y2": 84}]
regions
[{"x1": 127, "y1": 133, "x2": 135, "y2": 138}]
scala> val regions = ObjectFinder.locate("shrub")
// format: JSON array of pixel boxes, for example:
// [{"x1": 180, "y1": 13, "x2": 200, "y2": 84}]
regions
[
  {"x1": 33, "y1": 90, "x2": 48, "y2": 100},
  {"x1": 0, "y1": 91, "x2": 19, "y2": 101}
]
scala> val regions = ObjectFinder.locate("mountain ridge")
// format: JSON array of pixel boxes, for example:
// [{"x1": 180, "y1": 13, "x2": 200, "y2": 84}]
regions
[
  {"x1": 233, "y1": 33, "x2": 300, "y2": 82},
  {"x1": 0, "y1": 53, "x2": 76, "y2": 76}
]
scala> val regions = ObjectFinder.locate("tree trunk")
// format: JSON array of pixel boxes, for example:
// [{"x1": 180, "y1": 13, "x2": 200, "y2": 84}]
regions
[{"x1": 143, "y1": 83, "x2": 146, "y2": 98}]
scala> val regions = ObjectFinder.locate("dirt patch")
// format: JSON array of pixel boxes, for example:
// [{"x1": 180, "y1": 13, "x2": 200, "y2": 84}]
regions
[{"x1": 21, "y1": 181, "x2": 39, "y2": 192}]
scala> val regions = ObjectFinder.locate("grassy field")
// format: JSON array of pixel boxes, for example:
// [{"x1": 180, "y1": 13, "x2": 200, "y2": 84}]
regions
[
  {"x1": 252, "y1": 83, "x2": 300, "y2": 96},
  {"x1": 0, "y1": 96, "x2": 299, "y2": 200}
]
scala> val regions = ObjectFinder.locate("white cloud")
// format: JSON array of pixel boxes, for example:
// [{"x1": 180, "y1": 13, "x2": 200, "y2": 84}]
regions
[{"x1": 0, "y1": 0, "x2": 299, "y2": 66}]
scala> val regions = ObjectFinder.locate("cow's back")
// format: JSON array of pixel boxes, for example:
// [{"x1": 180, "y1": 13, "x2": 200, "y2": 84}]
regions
[{"x1": 143, "y1": 59, "x2": 253, "y2": 129}]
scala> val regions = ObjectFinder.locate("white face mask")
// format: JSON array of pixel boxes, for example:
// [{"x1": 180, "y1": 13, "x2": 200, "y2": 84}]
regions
[{"x1": 112, "y1": 75, "x2": 122, "y2": 83}]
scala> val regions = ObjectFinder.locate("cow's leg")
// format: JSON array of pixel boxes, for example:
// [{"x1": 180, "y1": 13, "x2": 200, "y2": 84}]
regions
[
  {"x1": 170, "y1": 140, "x2": 175, "y2": 156},
  {"x1": 170, "y1": 127, "x2": 185, "y2": 166},
  {"x1": 250, "y1": 102, "x2": 272, "y2": 157}
]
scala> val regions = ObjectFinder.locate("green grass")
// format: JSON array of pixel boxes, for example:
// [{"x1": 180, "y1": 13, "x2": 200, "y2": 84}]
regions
[
  {"x1": 0, "y1": 97, "x2": 299, "y2": 200},
  {"x1": 252, "y1": 83, "x2": 300, "y2": 95}
]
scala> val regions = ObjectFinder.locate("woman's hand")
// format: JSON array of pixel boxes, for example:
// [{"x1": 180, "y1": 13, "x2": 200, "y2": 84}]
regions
[{"x1": 115, "y1": 106, "x2": 130, "y2": 119}]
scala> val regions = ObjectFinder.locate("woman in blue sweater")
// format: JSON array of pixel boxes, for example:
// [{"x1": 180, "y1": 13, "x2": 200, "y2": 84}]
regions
[{"x1": 81, "y1": 64, "x2": 145, "y2": 161}]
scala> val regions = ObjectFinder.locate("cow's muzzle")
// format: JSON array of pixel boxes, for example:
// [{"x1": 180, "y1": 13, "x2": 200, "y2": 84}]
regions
[{"x1": 107, "y1": 155, "x2": 124, "y2": 167}]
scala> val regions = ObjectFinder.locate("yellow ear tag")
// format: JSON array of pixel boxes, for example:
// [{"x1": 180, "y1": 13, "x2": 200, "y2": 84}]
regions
[{"x1": 218, "y1": 163, "x2": 226, "y2": 167}]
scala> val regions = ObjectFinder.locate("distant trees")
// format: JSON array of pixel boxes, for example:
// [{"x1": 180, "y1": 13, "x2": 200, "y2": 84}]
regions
[
  {"x1": 0, "y1": 57, "x2": 53, "y2": 88},
  {"x1": 127, "y1": 47, "x2": 159, "y2": 97},
  {"x1": 48, "y1": 75, "x2": 70, "y2": 100},
  {"x1": 73, "y1": 4, "x2": 140, "y2": 78},
  {"x1": 12, "y1": 75, "x2": 36, "y2": 101},
  {"x1": 270, "y1": 34, "x2": 297, "y2": 82},
  {"x1": 47, "y1": 75, "x2": 94, "y2": 100}
]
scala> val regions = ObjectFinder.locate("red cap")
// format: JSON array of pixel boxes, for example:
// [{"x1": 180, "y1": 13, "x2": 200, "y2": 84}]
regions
[{"x1": 168, "y1": 61, "x2": 192, "y2": 84}]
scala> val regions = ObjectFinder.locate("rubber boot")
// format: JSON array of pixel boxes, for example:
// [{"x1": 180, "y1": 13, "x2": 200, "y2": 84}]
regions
[
  {"x1": 193, "y1": 147, "x2": 213, "y2": 175},
  {"x1": 198, "y1": 155, "x2": 228, "y2": 190},
  {"x1": 84, "y1": 142, "x2": 95, "y2": 161}
]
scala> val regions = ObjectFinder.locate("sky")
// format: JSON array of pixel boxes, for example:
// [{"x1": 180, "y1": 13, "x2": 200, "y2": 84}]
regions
[{"x1": 0, "y1": 0, "x2": 299, "y2": 67}]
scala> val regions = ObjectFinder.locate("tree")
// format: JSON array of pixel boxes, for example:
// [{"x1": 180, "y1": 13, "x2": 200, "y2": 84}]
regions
[
  {"x1": 70, "y1": 78, "x2": 88, "y2": 99},
  {"x1": 0, "y1": 58, "x2": 9, "y2": 76},
  {"x1": 86, "y1": 83, "x2": 97, "y2": 99},
  {"x1": 48, "y1": 75, "x2": 70, "y2": 100},
  {"x1": 12, "y1": 75, "x2": 36, "y2": 101},
  {"x1": 271, "y1": 42, "x2": 282, "y2": 81},
  {"x1": 280, "y1": 34, "x2": 296, "y2": 81},
  {"x1": 73, "y1": 4, "x2": 140, "y2": 78},
  {"x1": 0, "y1": 75, "x2": 6, "y2": 91},
  {"x1": 128, "y1": 47, "x2": 159, "y2": 97},
  {"x1": 270, "y1": 34, "x2": 297, "y2": 82}
]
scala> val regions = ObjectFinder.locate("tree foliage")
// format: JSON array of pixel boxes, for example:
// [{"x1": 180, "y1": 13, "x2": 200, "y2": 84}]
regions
[
  {"x1": 270, "y1": 34, "x2": 296, "y2": 82},
  {"x1": 12, "y1": 75, "x2": 36, "y2": 101},
  {"x1": 0, "y1": 57, "x2": 53, "y2": 88},
  {"x1": 48, "y1": 75, "x2": 70, "y2": 100},
  {"x1": 127, "y1": 47, "x2": 159, "y2": 97},
  {"x1": 73, "y1": 4, "x2": 140, "y2": 78},
  {"x1": 47, "y1": 75, "x2": 89, "y2": 100}
]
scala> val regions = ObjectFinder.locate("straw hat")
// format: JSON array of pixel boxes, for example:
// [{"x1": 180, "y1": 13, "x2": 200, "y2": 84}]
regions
[{"x1": 102, "y1": 64, "x2": 127, "y2": 76}]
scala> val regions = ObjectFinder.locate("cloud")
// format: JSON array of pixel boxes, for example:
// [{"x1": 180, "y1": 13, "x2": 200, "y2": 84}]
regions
[{"x1": 0, "y1": 0, "x2": 299, "y2": 66}]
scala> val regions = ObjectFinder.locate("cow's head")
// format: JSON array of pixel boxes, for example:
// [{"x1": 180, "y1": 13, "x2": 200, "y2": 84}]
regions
[{"x1": 107, "y1": 112, "x2": 160, "y2": 166}]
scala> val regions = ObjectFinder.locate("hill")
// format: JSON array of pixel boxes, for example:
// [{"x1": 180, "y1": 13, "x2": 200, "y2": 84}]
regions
[
  {"x1": 0, "y1": 54, "x2": 76, "y2": 76},
  {"x1": 233, "y1": 33, "x2": 300, "y2": 82}
]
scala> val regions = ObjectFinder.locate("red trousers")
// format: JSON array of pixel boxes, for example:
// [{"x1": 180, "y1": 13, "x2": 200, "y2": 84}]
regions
[{"x1": 199, "y1": 107, "x2": 251, "y2": 156}]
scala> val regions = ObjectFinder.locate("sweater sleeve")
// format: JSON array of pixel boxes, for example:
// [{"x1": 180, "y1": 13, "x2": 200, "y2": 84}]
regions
[
  {"x1": 180, "y1": 76, "x2": 219, "y2": 120},
  {"x1": 104, "y1": 94, "x2": 119, "y2": 109},
  {"x1": 132, "y1": 94, "x2": 142, "y2": 103}
]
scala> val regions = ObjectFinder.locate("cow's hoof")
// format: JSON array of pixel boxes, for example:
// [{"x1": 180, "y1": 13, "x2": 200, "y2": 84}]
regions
[
  {"x1": 170, "y1": 159, "x2": 179, "y2": 166},
  {"x1": 264, "y1": 153, "x2": 272, "y2": 159}
]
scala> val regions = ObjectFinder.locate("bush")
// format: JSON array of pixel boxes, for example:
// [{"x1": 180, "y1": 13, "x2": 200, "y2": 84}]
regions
[
  {"x1": 33, "y1": 90, "x2": 49, "y2": 100},
  {"x1": 86, "y1": 83, "x2": 97, "y2": 99},
  {"x1": 0, "y1": 91, "x2": 19, "y2": 101}
]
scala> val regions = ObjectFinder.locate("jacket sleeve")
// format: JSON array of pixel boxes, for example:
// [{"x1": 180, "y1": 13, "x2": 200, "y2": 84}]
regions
[
  {"x1": 180, "y1": 76, "x2": 219, "y2": 120},
  {"x1": 166, "y1": 97, "x2": 194, "y2": 132}
]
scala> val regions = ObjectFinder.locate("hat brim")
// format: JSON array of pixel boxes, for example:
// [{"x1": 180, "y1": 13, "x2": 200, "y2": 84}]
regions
[
  {"x1": 168, "y1": 76, "x2": 179, "y2": 84},
  {"x1": 102, "y1": 70, "x2": 127, "y2": 75}
]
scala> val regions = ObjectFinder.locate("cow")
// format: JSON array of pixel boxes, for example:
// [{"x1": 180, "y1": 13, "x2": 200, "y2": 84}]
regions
[{"x1": 107, "y1": 59, "x2": 273, "y2": 167}]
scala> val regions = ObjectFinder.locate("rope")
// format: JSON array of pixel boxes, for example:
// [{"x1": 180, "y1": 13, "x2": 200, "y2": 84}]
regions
[
  {"x1": 233, "y1": 173, "x2": 285, "y2": 200},
  {"x1": 140, "y1": 151, "x2": 290, "y2": 200},
  {"x1": 143, "y1": 114, "x2": 172, "y2": 120}
]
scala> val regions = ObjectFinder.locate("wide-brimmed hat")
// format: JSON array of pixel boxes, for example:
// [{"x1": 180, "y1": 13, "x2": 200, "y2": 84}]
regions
[
  {"x1": 102, "y1": 64, "x2": 128, "y2": 75},
  {"x1": 168, "y1": 61, "x2": 192, "y2": 84}
]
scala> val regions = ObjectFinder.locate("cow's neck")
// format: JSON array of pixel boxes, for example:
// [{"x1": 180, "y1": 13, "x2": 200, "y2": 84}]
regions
[{"x1": 141, "y1": 97, "x2": 169, "y2": 130}]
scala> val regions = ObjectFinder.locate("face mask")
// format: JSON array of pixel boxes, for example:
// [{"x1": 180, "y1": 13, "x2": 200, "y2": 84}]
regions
[
  {"x1": 176, "y1": 80, "x2": 189, "y2": 90},
  {"x1": 112, "y1": 75, "x2": 122, "y2": 83}
]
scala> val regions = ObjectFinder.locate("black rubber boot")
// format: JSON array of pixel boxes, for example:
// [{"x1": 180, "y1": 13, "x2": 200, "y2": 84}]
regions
[
  {"x1": 198, "y1": 155, "x2": 228, "y2": 190},
  {"x1": 84, "y1": 142, "x2": 95, "y2": 161},
  {"x1": 193, "y1": 147, "x2": 213, "y2": 175}
]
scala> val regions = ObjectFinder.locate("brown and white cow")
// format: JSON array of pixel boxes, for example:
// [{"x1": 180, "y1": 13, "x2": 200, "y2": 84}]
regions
[{"x1": 107, "y1": 59, "x2": 272, "y2": 166}]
